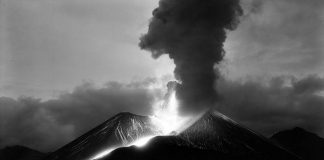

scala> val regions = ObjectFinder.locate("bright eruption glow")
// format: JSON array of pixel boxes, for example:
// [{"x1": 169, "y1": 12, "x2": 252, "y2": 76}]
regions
[
  {"x1": 90, "y1": 136, "x2": 155, "y2": 160},
  {"x1": 150, "y1": 90, "x2": 190, "y2": 135},
  {"x1": 91, "y1": 149, "x2": 114, "y2": 160},
  {"x1": 130, "y1": 136, "x2": 156, "y2": 147},
  {"x1": 90, "y1": 86, "x2": 204, "y2": 160}
]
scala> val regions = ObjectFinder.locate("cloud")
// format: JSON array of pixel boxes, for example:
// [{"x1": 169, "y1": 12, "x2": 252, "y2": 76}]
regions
[
  {"x1": 1, "y1": 75, "x2": 324, "y2": 152},
  {"x1": 0, "y1": 79, "x2": 165, "y2": 152},
  {"x1": 217, "y1": 75, "x2": 324, "y2": 137},
  {"x1": 223, "y1": 0, "x2": 324, "y2": 79}
]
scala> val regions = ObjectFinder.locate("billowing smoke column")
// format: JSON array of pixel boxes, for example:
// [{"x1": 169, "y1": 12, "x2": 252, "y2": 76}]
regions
[{"x1": 140, "y1": 0, "x2": 242, "y2": 114}]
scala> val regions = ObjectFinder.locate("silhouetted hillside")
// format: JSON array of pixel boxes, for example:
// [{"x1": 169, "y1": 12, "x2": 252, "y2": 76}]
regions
[
  {"x1": 0, "y1": 145, "x2": 46, "y2": 160},
  {"x1": 271, "y1": 127, "x2": 324, "y2": 160}
]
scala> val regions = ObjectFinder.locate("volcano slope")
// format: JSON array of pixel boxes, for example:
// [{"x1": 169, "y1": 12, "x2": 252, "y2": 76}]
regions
[
  {"x1": 102, "y1": 111, "x2": 301, "y2": 160},
  {"x1": 44, "y1": 111, "x2": 301, "y2": 160},
  {"x1": 43, "y1": 112, "x2": 160, "y2": 160},
  {"x1": 271, "y1": 127, "x2": 324, "y2": 160}
]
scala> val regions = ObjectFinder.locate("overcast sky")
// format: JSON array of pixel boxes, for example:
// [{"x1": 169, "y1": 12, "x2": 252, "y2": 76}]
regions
[
  {"x1": 0, "y1": 0, "x2": 324, "y2": 151},
  {"x1": 0, "y1": 0, "x2": 173, "y2": 99},
  {"x1": 1, "y1": 0, "x2": 323, "y2": 99}
]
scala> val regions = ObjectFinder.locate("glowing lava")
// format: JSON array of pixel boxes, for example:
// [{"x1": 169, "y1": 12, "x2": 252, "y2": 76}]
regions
[
  {"x1": 91, "y1": 149, "x2": 114, "y2": 160},
  {"x1": 91, "y1": 136, "x2": 155, "y2": 160},
  {"x1": 130, "y1": 136, "x2": 156, "y2": 147},
  {"x1": 90, "y1": 88, "x2": 203, "y2": 160}
]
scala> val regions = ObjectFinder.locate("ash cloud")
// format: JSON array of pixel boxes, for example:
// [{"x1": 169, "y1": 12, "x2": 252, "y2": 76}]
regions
[
  {"x1": 0, "y1": 80, "x2": 160, "y2": 152},
  {"x1": 217, "y1": 75, "x2": 324, "y2": 137},
  {"x1": 140, "y1": 0, "x2": 243, "y2": 114}
]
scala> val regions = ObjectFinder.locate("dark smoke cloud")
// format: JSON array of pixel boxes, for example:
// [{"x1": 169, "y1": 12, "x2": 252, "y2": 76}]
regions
[
  {"x1": 140, "y1": 0, "x2": 243, "y2": 114},
  {"x1": 0, "y1": 79, "x2": 161, "y2": 152},
  {"x1": 217, "y1": 75, "x2": 324, "y2": 137}
]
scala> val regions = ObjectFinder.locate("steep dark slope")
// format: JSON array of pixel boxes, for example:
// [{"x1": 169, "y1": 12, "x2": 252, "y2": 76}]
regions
[
  {"x1": 43, "y1": 112, "x2": 160, "y2": 160},
  {"x1": 271, "y1": 127, "x2": 324, "y2": 160},
  {"x1": 0, "y1": 145, "x2": 46, "y2": 160},
  {"x1": 103, "y1": 111, "x2": 301, "y2": 160}
]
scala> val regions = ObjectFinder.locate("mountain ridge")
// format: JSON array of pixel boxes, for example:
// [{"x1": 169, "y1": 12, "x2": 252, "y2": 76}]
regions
[
  {"x1": 271, "y1": 127, "x2": 324, "y2": 160},
  {"x1": 0, "y1": 145, "x2": 46, "y2": 160},
  {"x1": 7, "y1": 111, "x2": 323, "y2": 160},
  {"x1": 101, "y1": 111, "x2": 301, "y2": 160}
]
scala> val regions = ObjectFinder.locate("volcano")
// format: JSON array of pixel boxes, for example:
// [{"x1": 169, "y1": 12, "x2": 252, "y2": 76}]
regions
[
  {"x1": 44, "y1": 112, "x2": 160, "y2": 160},
  {"x1": 44, "y1": 111, "x2": 301, "y2": 160}
]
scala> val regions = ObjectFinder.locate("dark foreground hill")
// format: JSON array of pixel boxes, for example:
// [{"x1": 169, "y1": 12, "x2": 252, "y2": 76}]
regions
[
  {"x1": 102, "y1": 111, "x2": 300, "y2": 160},
  {"x1": 271, "y1": 127, "x2": 324, "y2": 160},
  {"x1": 0, "y1": 145, "x2": 46, "y2": 160}
]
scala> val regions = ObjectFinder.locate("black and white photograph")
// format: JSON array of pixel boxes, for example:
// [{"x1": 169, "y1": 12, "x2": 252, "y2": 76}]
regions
[{"x1": 0, "y1": 0, "x2": 324, "y2": 160}]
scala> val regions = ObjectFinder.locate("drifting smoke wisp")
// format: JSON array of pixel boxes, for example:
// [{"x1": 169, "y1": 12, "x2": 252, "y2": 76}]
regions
[{"x1": 140, "y1": 0, "x2": 243, "y2": 114}]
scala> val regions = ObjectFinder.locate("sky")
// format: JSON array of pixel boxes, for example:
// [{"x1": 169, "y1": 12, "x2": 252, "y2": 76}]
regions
[
  {"x1": 0, "y1": 0, "x2": 324, "y2": 152},
  {"x1": 0, "y1": 0, "x2": 173, "y2": 100}
]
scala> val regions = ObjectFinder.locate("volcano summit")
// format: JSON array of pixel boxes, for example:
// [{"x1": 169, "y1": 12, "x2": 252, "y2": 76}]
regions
[{"x1": 44, "y1": 111, "x2": 301, "y2": 160}]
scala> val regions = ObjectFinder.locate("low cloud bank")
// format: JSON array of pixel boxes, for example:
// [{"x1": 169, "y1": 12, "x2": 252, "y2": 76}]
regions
[
  {"x1": 1, "y1": 75, "x2": 324, "y2": 151},
  {"x1": 0, "y1": 79, "x2": 163, "y2": 151},
  {"x1": 217, "y1": 75, "x2": 324, "y2": 137}
]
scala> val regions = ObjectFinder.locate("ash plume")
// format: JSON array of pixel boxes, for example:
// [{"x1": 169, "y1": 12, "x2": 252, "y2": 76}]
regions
[{"x1": 140, "y1": 0, "x2": 243, "y2": 114}]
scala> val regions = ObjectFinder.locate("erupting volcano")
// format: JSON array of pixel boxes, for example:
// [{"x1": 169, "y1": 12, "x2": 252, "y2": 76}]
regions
[
  {"x1": 41, "y1": 0, "x2": 300, "y2": 160},
  {"x1": 43, "y1": 85, "x2": 300, "y2": 160},
  {"x1": 43, "y1": 84, "x2": 204, "y2": 160},
  {"x1": 43, "y1": 109, "x2": 301, "y2": 160}
]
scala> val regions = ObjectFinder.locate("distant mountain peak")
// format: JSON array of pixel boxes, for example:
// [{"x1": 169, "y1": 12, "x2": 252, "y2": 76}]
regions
[
  {"x1": 273, "y1": 127, "x2": 321, "y2": 140},
  {"x1": 271, "y1": 127, "x2": 324, "y2": 160},
  {"x1": 290, "y1": 127, "x2": 320, "y2": 136},
  {"x1": 0, "y1": 145, "x2": 46, "y2": 160}
]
